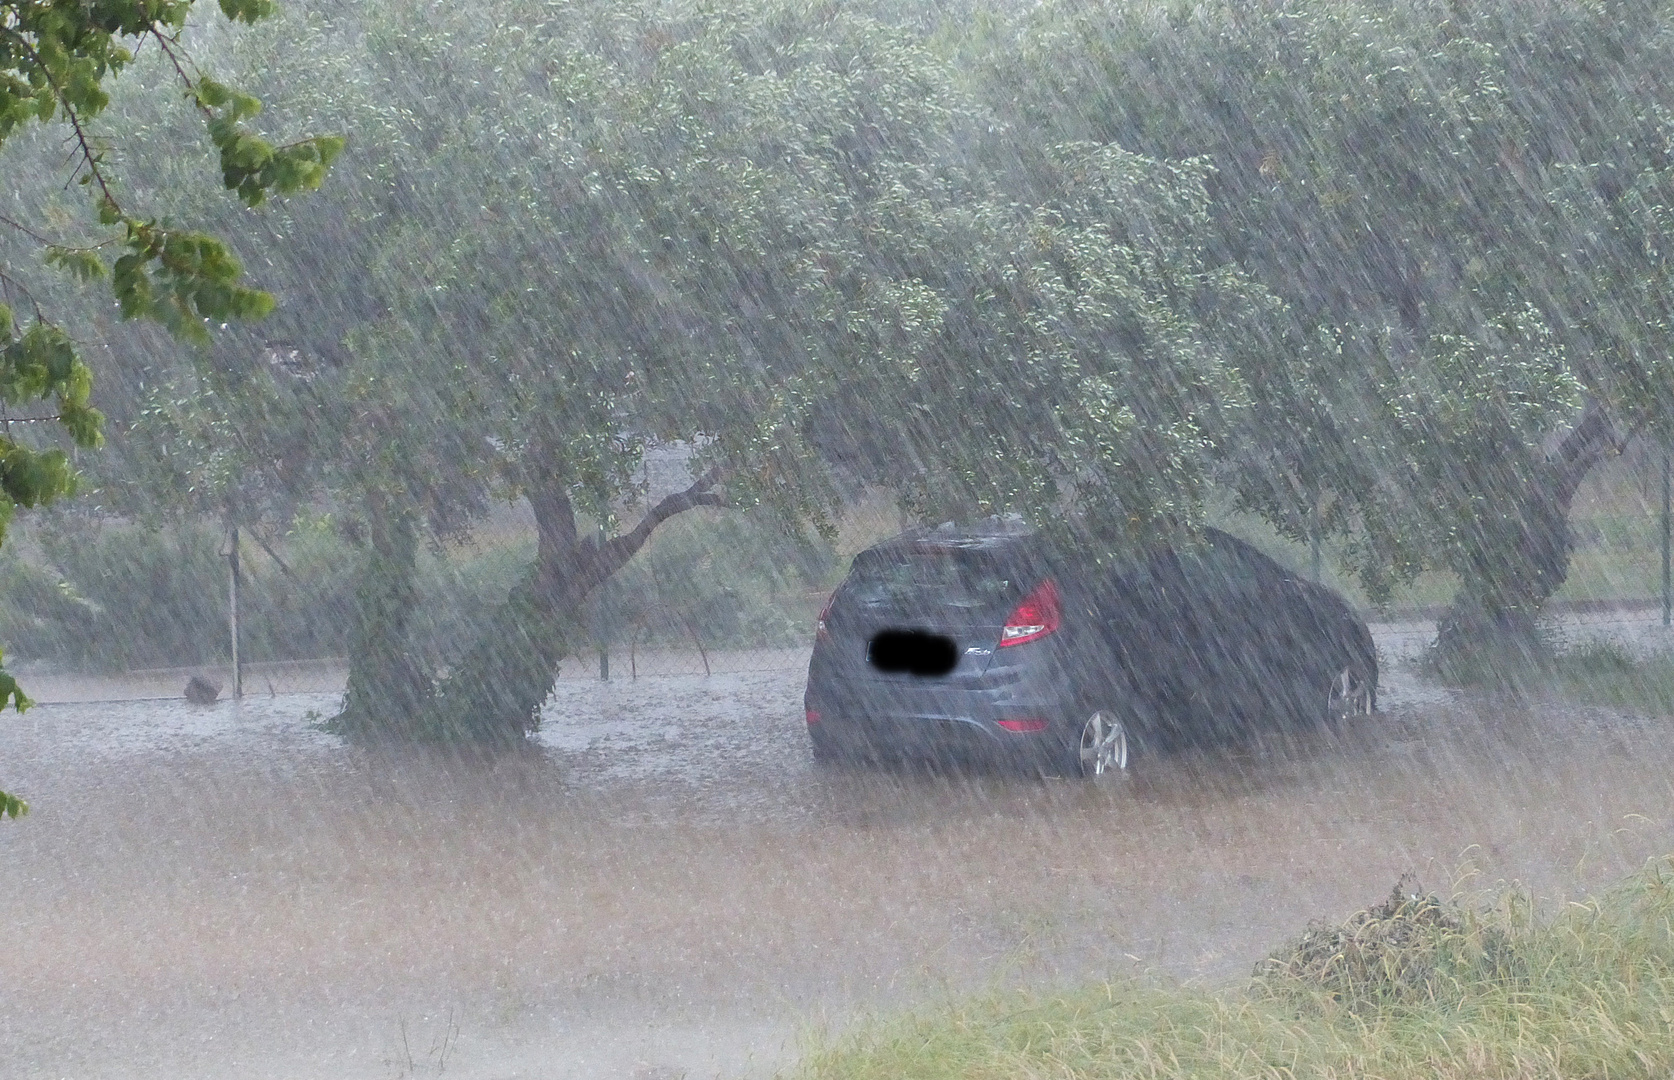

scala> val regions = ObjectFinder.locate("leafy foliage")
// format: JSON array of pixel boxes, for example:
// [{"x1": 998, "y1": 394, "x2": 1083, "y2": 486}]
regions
[
  {"x1": 84, "y1": 0, "x2": 1288, "y2": 742},
  {"x1": 64, "y1": 0, "x2": 1674, "y2": 740},
  {"x1": 806, "y1": 139, "x2": 1272, "y2": 549},
  {"x1": 0, "y1": 0, "x2": 339, "y2": 802},
  {"x1": 2, "y1": 0, "x2": 343, "y2": 342},
  {"x1": 987, "y1": 0, "x2": 1674, "y2": 633}
]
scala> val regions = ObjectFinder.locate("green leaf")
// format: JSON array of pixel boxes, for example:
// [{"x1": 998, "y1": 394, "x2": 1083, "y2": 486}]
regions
[
  {"x1": 0, "y1": 444, "x2": 77, "y2": 508},
  {"x1": 0, "y1": 647, "x2": 28, "y2": 718},
  {"x1": 58, "y1": 399, "x2": 106, "y2": 449},
  {"x1": 194, "y1": 77, "x2": 233, "y2": 110},
  {"x1": 314, "y1": 135, "x2": 347, "y2": 168},
  {"x1": 0, "y1": 790, "x2": 27, "y2": 819},
  {"x1": 218, "y1": 0, "x2": 279, "y2": 24},
  {"x1": 44, "y1": 246, "x2": 108, "y2": 282}
]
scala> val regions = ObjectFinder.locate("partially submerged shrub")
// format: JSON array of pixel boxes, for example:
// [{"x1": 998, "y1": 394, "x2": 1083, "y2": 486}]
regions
[{"x1": 0, "y1": 507, "x2": 839, "y2": 671}]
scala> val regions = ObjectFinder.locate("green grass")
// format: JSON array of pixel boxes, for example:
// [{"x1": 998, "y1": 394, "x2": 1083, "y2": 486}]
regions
[
  {"x1": 1430, "y1": 636, "x2": 1674, "y2": 717},
  {"x1": 1208, "y1": 510, "x2": 1671, "y2": 616},
  {"x1": 1531, "y1": 641, "x2": 1674, "y2": 716},
  {"x1": 1555, "y1": 532, "x2": 1669, "y2": 607},
  {"x1": 788, "y1": 859, "x2": 1674, "y2": 1080}
]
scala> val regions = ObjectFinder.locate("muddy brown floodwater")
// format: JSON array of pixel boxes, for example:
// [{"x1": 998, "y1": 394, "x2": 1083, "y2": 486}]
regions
[{"x1": 4, "y1": 620, "x2": 1674, "y2": 1079}]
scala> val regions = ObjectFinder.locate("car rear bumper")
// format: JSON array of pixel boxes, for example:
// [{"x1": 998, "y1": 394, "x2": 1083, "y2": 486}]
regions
[{"x1": 805, "y1": 679, "x2": 1070, "y2": 764}]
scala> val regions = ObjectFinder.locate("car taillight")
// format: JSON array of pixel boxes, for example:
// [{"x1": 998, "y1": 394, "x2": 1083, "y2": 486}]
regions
[
  {"x1": 806, "y1": 708, "x2": 821, "y2": 726},
  {"x1": 815, "y1": 589, "x2": 837, "y2": 640},
  {"x1": 996, "y1": 718, "x2": 1049, "y2": 733},
  {"x1": 999, "y1": 580, "x2": 1060, "y2": 647}
]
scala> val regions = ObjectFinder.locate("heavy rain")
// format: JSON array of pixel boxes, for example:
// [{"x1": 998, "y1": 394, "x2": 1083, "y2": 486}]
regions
[{"x1": 5, "y1": 1, "x2": 1674, "y2": 1078}]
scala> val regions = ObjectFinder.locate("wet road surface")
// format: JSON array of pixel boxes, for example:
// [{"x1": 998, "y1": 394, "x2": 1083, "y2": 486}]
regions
[{"x1": 4, "y1": 621, "x2": 1674, "y2": 1078}]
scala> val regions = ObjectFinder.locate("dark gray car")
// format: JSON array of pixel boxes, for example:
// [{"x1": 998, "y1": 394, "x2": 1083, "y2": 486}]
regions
[{"x1": 802, "y1": 522, "x2": 1376, "y2": 778}]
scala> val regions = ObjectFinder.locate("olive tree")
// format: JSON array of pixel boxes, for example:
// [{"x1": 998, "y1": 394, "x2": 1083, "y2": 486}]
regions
[
  {"x1": 989, "y1": 0, "x2": 1674, "y2": 663},
  {"x1": 99, "y1": 0, "x2": 1276, "y2": 745}
]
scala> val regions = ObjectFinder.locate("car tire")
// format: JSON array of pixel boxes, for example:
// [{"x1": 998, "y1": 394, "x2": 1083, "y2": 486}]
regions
[
  {"x1": 1057, "y1": 706, "x2": 1132, "y2": 780},
  {"x1": 1323, "y1": 662, "x2": 1375, "y2": 727}
]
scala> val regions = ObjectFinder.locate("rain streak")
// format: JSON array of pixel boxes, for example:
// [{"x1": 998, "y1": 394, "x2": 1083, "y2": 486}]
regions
[{"x1": 5, "y1": 2, "x2": 1674, "y2": 1078}]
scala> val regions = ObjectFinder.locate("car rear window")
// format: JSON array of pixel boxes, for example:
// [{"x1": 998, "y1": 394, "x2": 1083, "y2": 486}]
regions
[{"x1": 842, "y1": 544, "x2": 1031, "y2": 614}]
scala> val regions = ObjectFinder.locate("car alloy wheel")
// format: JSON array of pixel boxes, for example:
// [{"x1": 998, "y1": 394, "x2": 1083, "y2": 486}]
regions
[
  {"x1": 1078, "y1": 709, "x2": 1129, "y2": 778},
  {"x1": 1325, "y1": 665, "x2": 1374, "y2": 726}
]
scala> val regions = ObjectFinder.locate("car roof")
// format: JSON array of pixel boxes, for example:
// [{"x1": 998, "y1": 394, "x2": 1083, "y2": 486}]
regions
[
  {"x1": 861, "y1": 520, "x2": 1037, "y2": 558},
  {"x1": 856, "y1": 522, "x2": 1288, "y2": 571}
]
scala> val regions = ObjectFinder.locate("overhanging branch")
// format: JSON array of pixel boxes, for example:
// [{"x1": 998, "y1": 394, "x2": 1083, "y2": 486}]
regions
[
  {"x1": 1551, "y1": 396, "x2": 1628, "y2": 505},
  {"x1": 588, "y1": 465, "x2": 726, "y2": 589},
  {"x1": 605, "y1": 465, "x2": 726, "y2": 561}
]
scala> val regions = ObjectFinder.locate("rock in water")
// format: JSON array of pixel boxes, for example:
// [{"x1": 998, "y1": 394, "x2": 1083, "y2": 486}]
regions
[{"x1": 185, "y1": 675, "x2": 221, "y2": 705}]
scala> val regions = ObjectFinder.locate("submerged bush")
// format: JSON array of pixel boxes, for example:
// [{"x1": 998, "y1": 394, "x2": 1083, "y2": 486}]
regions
[{"x1": 0, "y1": 508, "x2": 836, "y2": 671}]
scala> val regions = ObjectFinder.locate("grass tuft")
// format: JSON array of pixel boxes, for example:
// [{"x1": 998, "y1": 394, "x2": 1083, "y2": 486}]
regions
[
  {"x1": 1253, "y1": 877, "x2": 1525, "y2": 1013},
  {"x1": 788, "y1": 857, "x2": 1674, "y2": 1080}
]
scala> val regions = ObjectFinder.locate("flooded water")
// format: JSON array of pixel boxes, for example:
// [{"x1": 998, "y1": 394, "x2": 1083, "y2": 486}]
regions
[{"x1": 5, "y1": 621, "x2": 1674, "y2": 1078}]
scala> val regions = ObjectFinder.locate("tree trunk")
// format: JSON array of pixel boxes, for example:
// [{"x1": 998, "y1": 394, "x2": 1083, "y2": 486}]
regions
[
  {"x1": 1434, "y1": 401, "x2": 1626, "y2": 675},
  {"x1": 330, "y1": 507, "x2": 434, "y2": 739},
  {"x1": 413, "y1": 465, "x2": 727, "y2": 746},
  {"x1": 1433, "y1": 482, "x2": 1570, "y2": 672},
  {"x1": 418, "y1": 483, "x2": 584, "y2": 746}
]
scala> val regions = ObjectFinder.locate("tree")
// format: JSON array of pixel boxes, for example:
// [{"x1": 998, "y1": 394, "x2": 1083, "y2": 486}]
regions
[
  {"x1": 327, "y1": 0, "x2": 985, "y2": 743},
  {"x1": 70, "y1": 0, "x2": 1303, "y2": 750},
  {"x1": 107, "y1": 0, "x2": 1273, "y2": 745},
  {"x1": 989, "y1": 0, "x2": 1674, "y2": 664},
  {"x1": 397, "y1": 0, "x2": 1293, "y2": 741},
  {"x1": 0, "y1": 0, "x2": 341, "y2": 814}
]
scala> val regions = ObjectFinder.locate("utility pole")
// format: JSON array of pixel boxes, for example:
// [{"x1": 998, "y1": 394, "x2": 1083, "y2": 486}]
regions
[
  {"x1": 1309, "y1": 499, "x2": 1323, "y2": 583},
  {"x1": 598, "y1": 523, "x2": 610, "y2": 681},
  {"x1": 1662, "y1": 447, "x2": 1670, "y2": 628},
  {"x1": 229, "y1": 524, "x2": 243, "y2": 698}
]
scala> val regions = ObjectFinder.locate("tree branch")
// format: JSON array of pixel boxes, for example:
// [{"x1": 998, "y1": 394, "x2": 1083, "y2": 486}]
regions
[
  {"x1": 148, "y1": 28, "x2": 215, "y2": 120},
  {"x1": 0, "y1": 266, "x2": 48, "y2": 322},
  {"x1": 602, "y1": 462, "x2": 733, "y2": 569},
  {"x1": 0, "y1": 210, "x2": 116, "y2": 254},
  {"x1": 1551, "y1": 396, "x2": 1628, "y2": 506},
  {"x1": 528, "y1": 484, "x2": 578, "y2": 560},
  {"x1": 0, "y1": 212, "x2": 57, "y2": 246},
  {"x1": 1, "y1": 27, "x2": 121, "y2": 209},
  {"x1": 243, "y1": 525, "x2": 296, "y2": 579}
]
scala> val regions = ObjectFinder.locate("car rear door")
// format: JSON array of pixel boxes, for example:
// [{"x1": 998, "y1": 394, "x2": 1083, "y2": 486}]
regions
[
  {"x1": 1098, "y1": 549, "x2": 1204, "y2": 729},
  {"x1": 823, "y1": 543, "x2": 1031, "y2": 690},
  {"x1": 1160, "y1": 537, "x2": 1278, "y2": 728}
]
